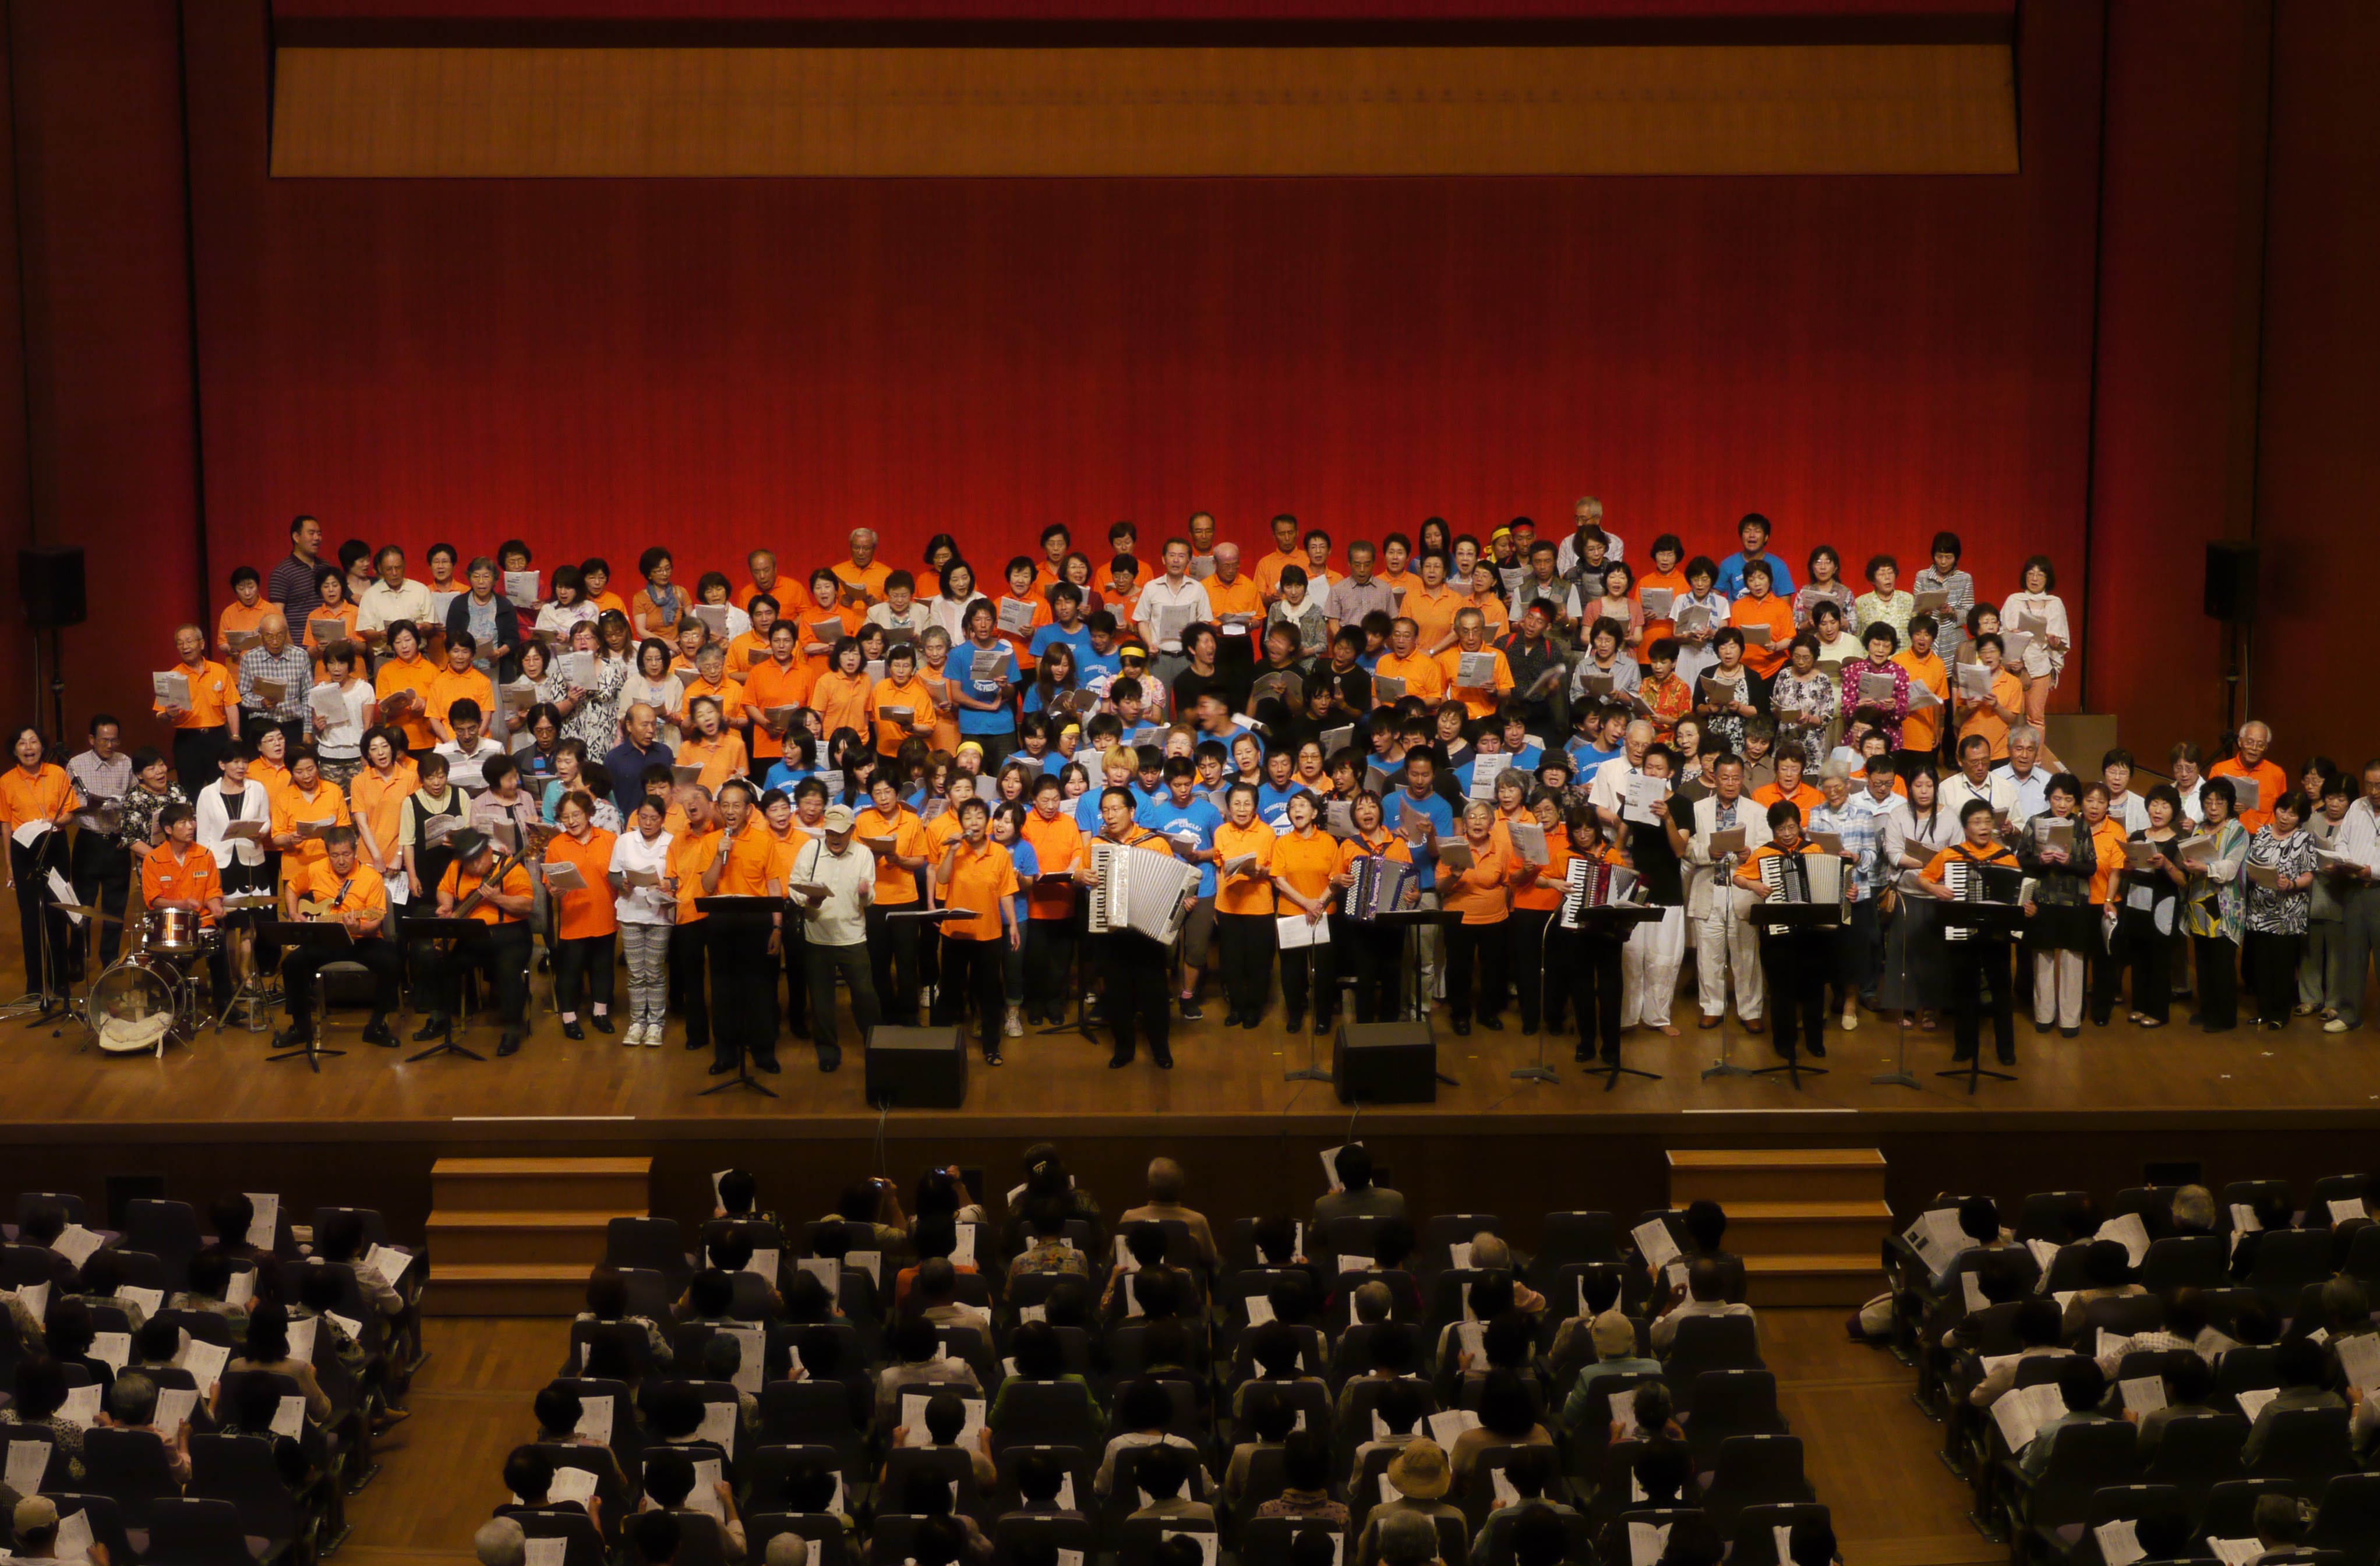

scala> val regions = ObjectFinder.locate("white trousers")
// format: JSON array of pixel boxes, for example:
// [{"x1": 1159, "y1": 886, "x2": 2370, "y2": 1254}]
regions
[
  {"x1": 2033, "y1": 948, "x2": 2085, "y2": 1030},
  {"x1": 1623, "y1": 906, "x2": 1689, "y2": 1027},
  {"x1": 1693, "y1": 910, "x2": 1764, "y2": 1021}
]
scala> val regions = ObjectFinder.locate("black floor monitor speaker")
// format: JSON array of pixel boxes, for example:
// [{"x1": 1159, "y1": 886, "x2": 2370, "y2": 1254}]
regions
[
  {"x1": 865, "y1": 1025, "x2": 969, "y2": 1109},
  {"x1": 1333, "y1": 1021, "x2": 1437, "y2": 1104},
  {"x1": 19, "y1": 547, "x2": 86, "y2": 628},
  {"x1": 2204, "y1": 540, "x2": 2257, "y2": 623}
]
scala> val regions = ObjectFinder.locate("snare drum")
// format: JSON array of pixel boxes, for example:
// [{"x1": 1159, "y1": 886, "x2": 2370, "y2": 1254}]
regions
[{"x1": 147, "y1": 905, "x2": 203, "y2": 953}]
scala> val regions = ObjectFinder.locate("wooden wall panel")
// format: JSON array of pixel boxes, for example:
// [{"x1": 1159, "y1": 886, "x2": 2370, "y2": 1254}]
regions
[{"x1": 269, "y1": 42, "x2": 2018, "y2": 176}]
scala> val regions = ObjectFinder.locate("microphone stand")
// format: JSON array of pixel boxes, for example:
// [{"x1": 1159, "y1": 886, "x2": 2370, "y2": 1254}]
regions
[
  {"x1": 1510, "y1": 908, "x2": 1560, "y2": 1086},
  {"x1": 1700, "y1": 885, "x2": 1758, "y2": 1081}
]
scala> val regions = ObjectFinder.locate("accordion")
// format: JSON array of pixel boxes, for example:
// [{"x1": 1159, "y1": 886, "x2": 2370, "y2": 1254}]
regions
[
  {"x1": 1559, "y1": 858, "x2": 1641, "y2": 928},
  {"x1": 1085, "y1": 839, "x2": 1200, "y2": 943},
  {"x1": 1759, "y1": 850, "x2": 1846, "y2": 905},
  {"x1": 1940, "y1": 855, "x2": 2031, "y2": 941},
  {"x1": 1342, "y1": 855, "x2": 1416, "y2": 921}
]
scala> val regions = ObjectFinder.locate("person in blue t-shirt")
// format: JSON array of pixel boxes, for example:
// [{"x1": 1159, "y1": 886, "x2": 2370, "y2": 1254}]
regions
[
  {"x1": 1256, "y1": 749, "x2": 1302, "y2": 831},
  {"x1": 1027, "y1": 585, "x2": 1096, "y2": 674},
  {"x1": 951, "y1": 600, "x2": 1020, "y2": 765},
  {"x1": 1715, "y1": 512, "x2": 1794, "y2": 599},
  {"x1": 1136, "y1": 758, "x2": 1225, "y2": 1020},
  {"x1": 1380, "y1": 747, "x2": 1456, "y2": 1004},
  {"x1": 762, "y1": 731, "x2": 821, "y2": 794},
  {"x1": 1076, "y1": 611, "x2": 1124, "y2": 695}
]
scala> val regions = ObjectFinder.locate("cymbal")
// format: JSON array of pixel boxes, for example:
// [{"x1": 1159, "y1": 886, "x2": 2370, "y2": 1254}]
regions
[{"x1": 54, "y1": 904, "x2": 125, "y2": 924}]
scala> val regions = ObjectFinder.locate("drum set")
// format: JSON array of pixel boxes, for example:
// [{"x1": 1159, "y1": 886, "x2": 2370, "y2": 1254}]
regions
[{"x1": 70, "y1": 897, "x2": 264, "y2": 1055}]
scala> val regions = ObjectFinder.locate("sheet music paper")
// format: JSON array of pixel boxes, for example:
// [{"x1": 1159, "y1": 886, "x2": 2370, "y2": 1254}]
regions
[
  {"x1": 797, "y1": 1257, "x2": 841, "y2": 1295},
  {"x1": 92, "y1": 1330, "x2": 132, "y2": 1376},
  {"x1": 51, "y1": 1224, "x2": 103, "y2": 1269},
  {"x1": 697, "y1": 1397, "x2": 739, "y2": 1456},
  {"x1": 2233, "y1": 1386, "x2": 2279, "y2": 1423},
  {"x1": 690, "y1": 1458, "x2": 726, "y2": 1519},
  {"x1": 5, "y1": 1438, "x2": 50, "y2": 1496},
  {"x1": 52, "y1": 1508, "x2": 93, "y2": 1564},
  {"x1": 271, "y1": 1392, "x2": 307, "y2": 1439},
  {"x1": 576, "y1": 1392, "x2": 615, "y2": 1447},
  {"x1": 1632, "y1": 1218, "x2": 1681, "y2": 1274},
  {"x1": 2117, "y1": 1376, "x2": 2166, "y2": 1416},
  {"x1": 1627, "y1": 1522, "x2": 1672, "y2": 1566},
  {"x1": 154, "y1": 1384, "x2": 199, "y2": 1437},
  {"x1": 1276, "y1": 913, "x2": 1330, "y2": 949},
  {"x1": 2095, "y1": 1212, "x2": 2152, "y2": 1268},
  {"x1": 1319, "y1": 1144, "x2": 1357, "y2": 1192},
  {"x1": 525, "y1": 1539, "x2": 568, "y2": 1566},
  {"x1": 2093, "y1": 1520, "x2": 2145, "y2": 1566},
  {"x1": 2207, "y1": 1540, "x2": 2261, "y2": 1566},
  {"x1": 366, "y1": 1243, "x2": 415, "y2": 1288},
  {"x1": 1425, "y1": 1408, "x2": 1480, "y2": 1448}
]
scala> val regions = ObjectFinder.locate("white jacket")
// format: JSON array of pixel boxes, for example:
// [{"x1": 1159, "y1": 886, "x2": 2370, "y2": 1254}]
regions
[
  {"x1": 195, "y1": 779, "x2": 273, "y2": 868},
  {"x1": 1685, "y1": 791, "x2": 1772, "y2": 921}
]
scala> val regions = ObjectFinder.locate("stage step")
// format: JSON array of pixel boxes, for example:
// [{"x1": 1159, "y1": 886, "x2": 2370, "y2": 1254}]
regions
[
  {"x1": 1707, "y1": 1200, "x2": 1897, "y2": 1259},
  {"x1": 428, "y1": 1263, "x2": 603, "y2": 1317},
  {"x1": 425, "y1": 1210, "x2": 626, "y2": 1268},
  {"x1": 1666, "y1": 1148, "x2": 1888, "y2": 1207},
  {"x1": 430, "y1": 1156, "x2": 652, "y2": 1214},
  {"x1": 425, "y1": 1157, "x2": 651, "y2": 1316},
  {"x1": 1740, "y1": 1254, "x2": 1885, "y2": 1308},
  {"x1": 1668, "y1": 1149, "x2": 1888, "y2": 1306}
]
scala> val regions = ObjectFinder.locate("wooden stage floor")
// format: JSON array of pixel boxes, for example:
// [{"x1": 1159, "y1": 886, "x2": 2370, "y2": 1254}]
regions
[{"x1": 4, "y1": 966, "x2": 2376, "y2": 1141}]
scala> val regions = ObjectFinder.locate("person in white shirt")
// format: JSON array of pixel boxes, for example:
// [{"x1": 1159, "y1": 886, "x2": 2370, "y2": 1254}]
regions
[
  {"x1": 1678, "y1": 755, "x2": 1770, "y2": 1031},
  {"x1": 2003, "y1": 556, "x2": 2071, "y2": 732},
  {"x1": 1940, "y1": 735, "x2": 2017, "y2": 825},
  {"x1": 1553, "y1": 494, "x2": 1625, "y2": 572},
  {"x1": 1989, "y1": 728, "x2": 2055, "y2": 828},
  {"x1": 355, "y1": 545, "x2": 436, "y2": 650},
  {"x1": 607, "y1": 797, "x2": 675, "y2": 1047},
  {"x1": 2323, "y1": 758, "x2": 2380, "y2": 1034},
  {"x1": 434, "y1": 708, "x2": 506, "y2": 797},
  {"x1": 1648, "y1": 1258, "x2": 1754, "y2": 1353},
  {"x1": 1134, "y1": 537, "x2": 1215, "y2": 673},
  {"x1": 1587, "y1": 721, "x2": 1655, "y2": 837},
  {"x1": 785, "y1": 803, "x2": 879, "y2": 1074}
]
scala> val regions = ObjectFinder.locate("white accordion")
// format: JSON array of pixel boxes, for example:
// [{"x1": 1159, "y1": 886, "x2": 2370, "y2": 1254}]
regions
[
  {"x1": 1937, "y1": 856, "x2": 2031, "y2": 941},
  {"x1": 1085, "y1": 839, "x2": 1200, "y2": 943},
  {"x1": 1559, "y1": 858, "x2": 1642, "y2": 928},
  {"x1": 1758, "y1": 850, "x2": 1846, "y2": 905}
]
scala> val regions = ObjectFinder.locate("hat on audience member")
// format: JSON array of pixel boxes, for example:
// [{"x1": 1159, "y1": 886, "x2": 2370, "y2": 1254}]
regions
[
  {"x1": 13, "y1": 1497, "x2": 59, "y2": 1534},
  {"x1": 821, "y1": 805, "x2": 856, "y2": 832},
  {"x1": 1590, "y1": 1310, "x2": 1637, "y2": 1358},
  {"x1": 1378, "y1": 1511, "x2": 1439, "y2": 1565},
  {"x1": 1386, "y1": 1438, "x2": 1451, "y2": 1500}
]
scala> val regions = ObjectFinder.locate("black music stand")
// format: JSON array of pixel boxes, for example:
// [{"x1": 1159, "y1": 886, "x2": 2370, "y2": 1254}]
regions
[
  {"x1": 1565, "y1": 904, "x2": 1665, "y2": 1091},
  {"x1": 695, "y1": 896, "x2": 781, "y2": 1098},
  {"x1": 1934, "y1": 902, "x2": 2026, "y2": 1094},
  {"x1": 1373, "y1": 908, "x2": 1466, "y2": 1086},
  {"x1": 1743, "y1": 903, "x2": 1840, "y2": 1089},
  {"x1": 398, "y1": 915, "x2": 492, "y2": 1062},
  {"x1": 262, "y1": 920, "x2": 354, "y2": 1072}
]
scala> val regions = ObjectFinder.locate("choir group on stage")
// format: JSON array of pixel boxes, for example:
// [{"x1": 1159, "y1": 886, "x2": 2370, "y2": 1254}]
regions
[{"x1": 0, "y1": 502, "x2": 2356, "y2": 1081}]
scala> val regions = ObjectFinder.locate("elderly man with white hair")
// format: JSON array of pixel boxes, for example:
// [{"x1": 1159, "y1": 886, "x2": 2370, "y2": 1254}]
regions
[
  {"x1": 1587, "y1": 720, "x2": 1655, "y2": 836},
  {"x1": 1990, "y1": 726, "x2": 2055, "y2": 828},
  {"x1": 2211, "y1": 718, "x2": 2287, "y2": 834},
  {"x1": 474, "y1": 1518, "x2": 527, "y2": 1566},
  {"x1": 833, "y1": 528, "x2": 890, "y2": 605},
  {"x1": 1553, "y1": 494, "x2": 1625, "y2": 572}
]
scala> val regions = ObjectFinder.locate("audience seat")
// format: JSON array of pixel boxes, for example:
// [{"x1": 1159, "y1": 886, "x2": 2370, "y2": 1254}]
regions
[
  {"x1": 604, "y1": 1217, "x2": 691, "y2": 1293},
  {"x1": 1660, "y1": 1316, "x2": 1761, "y2": 1411},
  {"x1": 1682, "y1": 1370, "x2": 1788, "y2": 1474},
  {"x1": 144, "y1": 1494, "x2": 271, "y2": 1566},
  {"x1": 122, "y1": 1199, "x2": 206, "y2": 1292},
  {"x1": 1240, "y1": 1515, "x2": 1348, "y2": 1566},
  {"x1": 2241, "y1": 1406, "x2": 2356, "y2": 1496},
  {"x1": 1723, "y1": 1502, "x2": 1831, "y2": 1566},
  {"x1": 513, "y1": 1505, "x2": 607, "y2": 1566},
  {"x1": 990, "y1": 1512, "x2": 1097, "y2": 1566},
  {"x1": 2308, "y1": 1472, "x2": 2380, "y2": 1566},
  {"x1": 1699, "y1": 1434, "x2": 1814, "y2": 1533},
  {"x1": 82, "y1": 1424, "x2": 183, "y2": 1529},
  {"x1": 2139, "y1": 1235, "x2": 2227, "y2": 1292},
  {"x1": 44, "y1": 1494, "x2": 136, "y2": 1566},
  {"x1": 2138, "y1": 1411, "x2": 2247, "y2": 1500}
]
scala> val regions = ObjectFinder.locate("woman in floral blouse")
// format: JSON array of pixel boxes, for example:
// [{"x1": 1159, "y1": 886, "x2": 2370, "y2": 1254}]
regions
[
  {"x1": 1853, "y1": 554, "x2": 1918, "y2": 651},
  {"x1": 1768, "y1": 635, "x2": 1837, "y2": 769},
  {"x1": 2242, "y1": 789, "x2": 2318, "y2": 1030},
  {"x1": 2183, "y1": 777, "x2": 2249, "y2": 1033}
]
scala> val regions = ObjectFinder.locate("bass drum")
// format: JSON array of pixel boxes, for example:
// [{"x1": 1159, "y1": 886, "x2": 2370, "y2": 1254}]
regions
[{"x1": 87, "y1": 952, "x2": 194, "y2": 1055}]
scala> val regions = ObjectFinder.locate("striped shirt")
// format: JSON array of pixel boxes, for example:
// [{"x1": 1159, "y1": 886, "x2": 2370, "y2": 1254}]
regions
[{"x1": 238, "y1": 643, "x2": 317, "y2": 727}]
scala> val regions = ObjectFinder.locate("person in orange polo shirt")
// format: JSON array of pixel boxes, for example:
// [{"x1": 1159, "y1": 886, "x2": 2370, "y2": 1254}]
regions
[
  {"x1": 1252, "y1": 514, "x2": 1306, "y2": 604},
  {"x1": 933, "y1": 796, "x2": 1020, "y2": 1065},
  {"x1": 1211, "y1": 782, "x2": 1279, "y2": 1028},
  {"x1": 274, "y1": 824, "x2": 400, "y2": 1051},
  {"x1": 545, "y1": 790, "x2": 620, "y2": 1040},
  {"x1": 216, "y1": 567, "x2": 283, "y2": 663},
  {"x1": 1952, "y1": 632, "x2": 2025, "y2": 763},
  {"x1": 665, "y1": 784, "x2": 723, "y2": 1059},
  {"x1": 1893, "y1": 614, "x2": 1950, "y2": 775},
  {"x1": 1440, "y1": 799, "x2": 1523, "y2": 1036},
  {"x1": 1203, "y1": 543, "x2": 1265, "y2": 664},
  {"x1": 1269, "y1": 789, "x2": 1340, "y2": 1034},
  {"x1": 734, "y1": 549, "x2": 805, "y2": 617},
  {"x1": 1017, "y1": 774, "x2": 1086, "y2": 1025},
  {"x1": 373, "y1": 622, "x2": 440, "y2": 759},
  {"x1": 156, "y1": 622, "x2": 236, "y2": 789},
  {"x1": 1750, "y1": 754, "x2": 1824, "y2": 819},
  {"x1": 1371, "y1": 618, "x2": 1446, "y2": 709},
  {"x1": 833, "y1": 529, "x2": 893, "y2": 607},
  {"x1": 4, "y1": 726, "x2": 83, "y2": 998},
  {"x1": 857, "y1": 773, "x2": 933, "y2": 1027},
  {"x1": 870, "y1": 644, "x2": 937, "y2": 760},
  {"x1": 2210, "y1": 720, "x2": 2286, "y2": 834},
  {"x1": 139, "y1": 800, "x2": 231, "y2": 1008},
  {"x1": 700, "y1": 777, "x2": 789, "y2": 1077},
  {"x1": 270, "y1": 746, "x2": 352, "y2": 894},
  {"x1": 727, "y1": 595, "x2": 781, "y2": 680},
  {"x1": 1729, "y1": 558, "x2": 1795, "y2": 700},
  {"x1": 1435, "y1": 610, "x2": 1513, "y2": 721},
  {"x1": 1403, "y1": 552, "x2": 1466, "y2": 656},
  {"x1": 808, "y1": 639, "x2": 876, "y2": 745},
  {"x1": 1732, "y1": 799, "x2": 1840, "y2": 1069},
  {"x1": 743, "y1": 623, "x2": 814, "y2": 763},
  {"x1": 419, "y1": 827, "x2": 535, "y2": 1056},
  {"x1": 675, "y1": 643, "x2": 745, "y2": 740},
  {"x1": 675, "y1": 695, "x2": 748, "y2": 794},
  {"x1": 1075, "y1": 785, "x2": 1185, "y2": 1069},
  {"x1": 426, "y1": 632, "x2": 497, "y2": 745}
]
